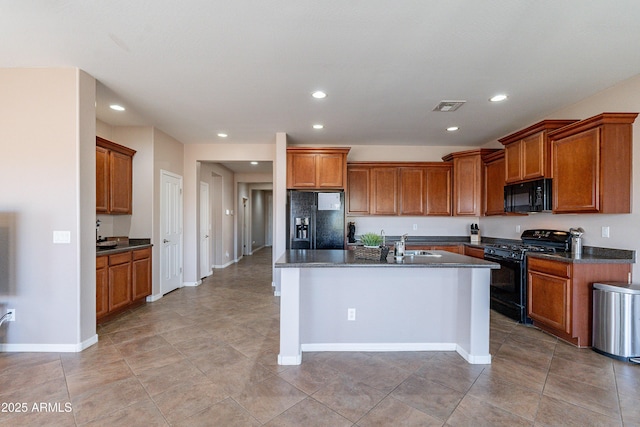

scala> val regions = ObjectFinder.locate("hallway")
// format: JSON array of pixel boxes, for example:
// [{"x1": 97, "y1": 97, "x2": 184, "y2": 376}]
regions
[{"x1": 0, "y1": 247, "x2": 638, "y2": 426}]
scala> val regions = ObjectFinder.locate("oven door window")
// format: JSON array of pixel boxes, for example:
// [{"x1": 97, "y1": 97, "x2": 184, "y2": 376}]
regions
[{"x1": 487, "y1": 257, "x2": 521, "y2": 305}]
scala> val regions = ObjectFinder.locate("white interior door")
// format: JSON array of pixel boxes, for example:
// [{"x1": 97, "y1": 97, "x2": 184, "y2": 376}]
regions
[
  {"x1": 160, "y1": 170, "x2": 183, "y2": 295},
  {"x1": 199, "y1": 181, "x2": 211, "y2": 279}
]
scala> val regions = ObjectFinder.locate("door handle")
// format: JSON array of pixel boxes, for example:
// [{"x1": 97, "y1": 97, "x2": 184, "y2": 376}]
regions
[
  {"x1": 163, "y1": 239, "x2": 169, "y2": 243},
  {"x1": 205, "y1": 235, "x2": 209, "y2": 238}
]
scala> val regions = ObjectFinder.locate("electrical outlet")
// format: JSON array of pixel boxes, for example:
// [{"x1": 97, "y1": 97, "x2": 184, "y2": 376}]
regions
[
  {"x1": 347, "y1": 308, "x2": 356, "y2": 321},
  {"x1": 412, "y1": 224, "x2": 418, "y2": 231},
  {"x1": 515, "y1": 225, "x2": 521, "y2": 233},
  {"x1": 6, "y1": 309, "x2": 15, "y2": 322},
  {"x1": 602, "y1": 226, "x2": 610, "y2": 238}
]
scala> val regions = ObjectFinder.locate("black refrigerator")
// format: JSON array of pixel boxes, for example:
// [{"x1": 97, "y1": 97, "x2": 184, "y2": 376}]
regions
[{"x1": 286, "y1": 190, "x2": 345, "y2": 249}]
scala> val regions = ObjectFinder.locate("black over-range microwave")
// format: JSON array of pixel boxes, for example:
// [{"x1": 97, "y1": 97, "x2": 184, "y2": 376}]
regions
[{"x1": 504, "y1": 179, "x2": 552, "y2": 213}]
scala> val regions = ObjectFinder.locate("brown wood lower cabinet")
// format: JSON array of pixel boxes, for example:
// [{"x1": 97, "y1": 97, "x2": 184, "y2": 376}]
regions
[
  {"x1": 527, "y1": 256, "x2": 630, "y2": 347},
  {"x1": 108, "y1": 252, "x2": 132, "y2": 312},
  {"x1": 407, "y1": 244, "x2": 462, "y2": 254},
  {"x1": 132, "y1": 248, "x2": 152, "y2": 301},
  {"x1": 96, "y1": 255, "x2": 109, "y2": 318},
  {"x1": 463, "y1": 245, "x2": 485, "y2": 259},
  {"x1": 97, "y1": 246, "x2": 152, "y2": 322}
]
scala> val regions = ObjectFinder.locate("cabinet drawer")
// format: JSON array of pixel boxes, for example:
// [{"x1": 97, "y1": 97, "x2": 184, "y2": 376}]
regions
[
  {"x1": 464, "y1": 246, "x2": 485, "y2": 259},
  {"x1": 109, "y1": 251, "x2": 132, "y2": 266},
  {"x1": 527, "y1": 257, "x2": 570, "y2": 278},
  {"x1": 133, "y1": 247, "x2": 151, "y2": 260},
  {"x1": 96, "y1": 255, "x2": 108, "y2": 269}
]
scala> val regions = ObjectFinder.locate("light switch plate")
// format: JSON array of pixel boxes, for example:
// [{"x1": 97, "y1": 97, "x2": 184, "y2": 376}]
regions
[{"x1": 53, "y1": 230, "x2": 71, "y2": 244}]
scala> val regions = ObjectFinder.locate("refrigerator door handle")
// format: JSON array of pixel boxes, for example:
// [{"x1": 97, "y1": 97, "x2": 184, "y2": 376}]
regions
[{"x1": 311, "y1": 210, "x2": 316, "y2": 249}]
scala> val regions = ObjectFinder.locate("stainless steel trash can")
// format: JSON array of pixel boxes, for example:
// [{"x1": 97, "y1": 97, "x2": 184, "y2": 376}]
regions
[{"x1": 592, "y1": 282, "x2": 640, "y2": 363}]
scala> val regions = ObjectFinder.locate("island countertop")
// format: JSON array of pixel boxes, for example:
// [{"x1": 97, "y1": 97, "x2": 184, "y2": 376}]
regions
[{"x1": 275, "y1": 249, "x2": 499, "y2": 269}]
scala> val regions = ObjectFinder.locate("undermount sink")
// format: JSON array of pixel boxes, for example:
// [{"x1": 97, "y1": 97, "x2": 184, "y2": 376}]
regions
[{"x1": 403, "y1": 250, "x2": 442, "y2": 257}]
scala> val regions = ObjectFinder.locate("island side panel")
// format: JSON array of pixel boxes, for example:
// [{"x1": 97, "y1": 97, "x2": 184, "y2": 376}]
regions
[
  {"x1": 455, "y1": 268, "x2": 492, "y2": 364},
  {"x1": 278, "y1": 267, "x2": 302, "y2": 365},
  {"x1": 298, "y1": 267, "x2": 459, "y2": 350}
]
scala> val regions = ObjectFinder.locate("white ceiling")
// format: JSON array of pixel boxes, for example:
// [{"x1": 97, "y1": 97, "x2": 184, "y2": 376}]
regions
[{"x1": 3, "y1": 1, "x2": 640, "y2": 152}]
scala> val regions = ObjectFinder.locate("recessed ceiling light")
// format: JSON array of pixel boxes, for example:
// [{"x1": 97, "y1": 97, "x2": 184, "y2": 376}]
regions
[
  {"x1": 313, "y1": 124, "x2": 324, "y2": 129},
  {"x1": 250, "y1": 161, "x2": 258, "y2": 165},
  {"x1": 217, "y1": 133, "x2": 228, "y2": 138},
  {"x1": 109, "y1": 104, "x2": 125, "y2": 111},
  {"x1": 490, "y1": 94, "x2": 508, "y2": 102},
  {"x1": 446, "y1": 126, "x2": 459, "y2": 132},
  {"x1": 311, "y1": 91, "x2": 327, "y2": 99}
]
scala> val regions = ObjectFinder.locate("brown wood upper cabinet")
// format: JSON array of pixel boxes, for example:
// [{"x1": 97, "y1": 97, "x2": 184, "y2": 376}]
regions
[
  {"x1": 499, "y1": 120, "x2": 578, "y2": 184},
  {"x1": 346, "y1": 166, "x2": 370, "y2": 215},
  {"x1": 483, "y1": 150, "x2": 506, "y2": 216},
  {"x1": 96, "y1": 137, "x2": 136, "y2": 214},
  {"x1": 549, "y1": 112, "x2": 638, "y2": 214},
  {"x1": 424, "y1": 166, "x2": 452, "y2": 216},
  {"x1": 346, "y1": 162, "x2": 451, "y2": 216},
  {"x1": 286, "y1": 147, "x2": 350, "y2": 189},
  {"x1": 370, "y1": 166, "x2": 398, "y2": 215},
  {"x1": 442, "y1": 149, "x2": 499, "y2": 216}
]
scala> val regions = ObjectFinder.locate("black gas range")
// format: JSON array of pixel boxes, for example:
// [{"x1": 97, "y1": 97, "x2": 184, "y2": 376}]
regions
[{"x1": 484, "y1": 229, "x2": 571, "y2": 323}]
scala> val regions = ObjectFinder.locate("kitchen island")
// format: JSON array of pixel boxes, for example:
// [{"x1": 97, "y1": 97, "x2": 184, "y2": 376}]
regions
[{"x1": 275, "y1": 249, "x2": 499, "y2": 365}]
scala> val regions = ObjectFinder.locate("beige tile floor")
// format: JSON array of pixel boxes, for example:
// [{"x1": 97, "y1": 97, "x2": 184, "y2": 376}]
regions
[{"x1": 1, "y1": 247, "x2": 639, "y2": 426}]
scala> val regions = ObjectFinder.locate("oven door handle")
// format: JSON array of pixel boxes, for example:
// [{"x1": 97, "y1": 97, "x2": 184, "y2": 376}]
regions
[
  {"x1": 484, "y1": 254, "x2": 522, "y2": 266},
  {"x1": 483, "y1": 254, "x2": 503, "y2": 262}
]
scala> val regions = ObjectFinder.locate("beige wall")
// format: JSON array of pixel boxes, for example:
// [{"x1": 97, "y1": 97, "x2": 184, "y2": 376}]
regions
[
  {"x1": 152, "y1": 128, "x2": 184, "y2": 295},
  {"x1": 199, "y1": 162, "x2": 236, "y2": 271},
  {"x1": 0, "y1": 68, "x2": 96, "y2": 350},
  {"x1": 113, "y1": 127, "x2": 154, "y2": 239},
  {"x1": 183, "y1": 142, "x2": 279, "y2": 285},
  {"x1": 96, "y1": 123, "x2": 184, "y2": 299}
]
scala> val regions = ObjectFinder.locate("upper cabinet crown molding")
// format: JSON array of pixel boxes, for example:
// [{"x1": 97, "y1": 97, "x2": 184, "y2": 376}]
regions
[
  {"x1": 96, "y1": 136, "x2": 137, "y2": 157},
  {"x1": 498, "y1": 119, "x2": 578, "y2": 184},
  {"x1": 548, "y1": 112, "x2": 638, "y2": 214},
  {"x1": 286, "y1": 147, "x2": 350, "y2": 190}
]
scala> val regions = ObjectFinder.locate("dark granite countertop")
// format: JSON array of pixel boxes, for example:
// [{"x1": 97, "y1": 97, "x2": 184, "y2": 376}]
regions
[
  {"x1": 348, "y1": 235, "x2": 512, "y2": 248},
  {"x1": 96, "y1": 239, "x2": 152, "y2": 256},
  {"x1": 527, "y1": 247, "x2": 635, "y2": 264},
  {"x1": 349, "y1": 235, "x2": 635, "y2": 264},
  {"x1": 275, "y1": 249, "x2": 499, "y2": 269}
]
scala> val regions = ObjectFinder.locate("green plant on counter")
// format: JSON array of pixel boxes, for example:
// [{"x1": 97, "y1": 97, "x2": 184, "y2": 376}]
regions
[{"x1": 360, "y1": 232, "x2": 382, "y2": 247}]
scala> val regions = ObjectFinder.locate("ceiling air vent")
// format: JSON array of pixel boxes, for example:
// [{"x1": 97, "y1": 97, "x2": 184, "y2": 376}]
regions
[{"x1": 433, "y1": 100, "x2": 466, "y2": 112}]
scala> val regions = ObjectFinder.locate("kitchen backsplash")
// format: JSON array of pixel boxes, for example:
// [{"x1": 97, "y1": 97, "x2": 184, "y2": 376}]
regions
[{"x1": 347, "y1": 215, "x2": 479, "y2": 239}]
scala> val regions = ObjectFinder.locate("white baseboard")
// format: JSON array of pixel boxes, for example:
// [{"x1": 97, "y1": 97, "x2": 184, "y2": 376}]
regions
[
  {"x1": 456, "y1": 345, "x2": 492, "y2": 364},
  {"x1": 277, "y1": 353, "x2": 302, "y2": 365},
  {"x1": 0, "y1": 334, "x2": 99, "y2": 353},
  {"x1": 301, "y1": 342, "x2": 457, "y2": 352},
  {"x1": 183, "y1": 280, "x2": 201, "y2": 287},
  {"x1": 146, "y1": 293, "x2": 163, "y2": 302},
  {"x1": 214, "y1": 259, "x2": 237, "y2": 269}
]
